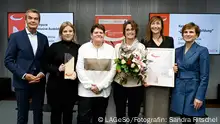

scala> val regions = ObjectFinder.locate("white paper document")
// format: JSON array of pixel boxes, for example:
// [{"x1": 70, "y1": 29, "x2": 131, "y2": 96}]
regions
[{"x1": 146, "y1": 48, "x2": 175, "y2": 87}]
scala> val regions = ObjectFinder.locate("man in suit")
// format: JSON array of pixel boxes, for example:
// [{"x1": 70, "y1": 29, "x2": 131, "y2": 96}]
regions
[{"x1": 4, "y1": 9, "x2": 49, "y2": 124}]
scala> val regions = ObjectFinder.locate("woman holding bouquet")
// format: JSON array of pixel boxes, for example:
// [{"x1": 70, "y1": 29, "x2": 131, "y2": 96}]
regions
[
  {"x1": 141, "y1": 16, "x2": 175, "y2": 124},
  {"x1": 113, "y1": 20, "x2": 146, "y2": 124}
]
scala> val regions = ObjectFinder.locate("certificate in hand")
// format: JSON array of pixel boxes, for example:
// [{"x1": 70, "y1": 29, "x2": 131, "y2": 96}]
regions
[
  {"x1": 146, "y1": 48, "x2": 175, "y2": 87},
  {"x1": 64, "y1": 53, "x2": 76, "y2": 80}
]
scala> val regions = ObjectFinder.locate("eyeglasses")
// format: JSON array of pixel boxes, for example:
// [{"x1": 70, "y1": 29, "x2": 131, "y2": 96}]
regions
[{"x1": 125, "y1": 28, "x2": 135, "y2": 32}]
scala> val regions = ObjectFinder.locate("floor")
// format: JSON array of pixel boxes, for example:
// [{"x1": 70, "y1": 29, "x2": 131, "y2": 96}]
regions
[{"x1": 0, "y1": 94, "x2": 220, "y2": 124}]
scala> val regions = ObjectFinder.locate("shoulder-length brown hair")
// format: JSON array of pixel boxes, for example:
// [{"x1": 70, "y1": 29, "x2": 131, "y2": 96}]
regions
[
  {"x1": 145, "y1": 16, "x2": 164, "y2": 42},
  {"x1": 59, "y1": 21, "x2": 77, "y2": 43}
]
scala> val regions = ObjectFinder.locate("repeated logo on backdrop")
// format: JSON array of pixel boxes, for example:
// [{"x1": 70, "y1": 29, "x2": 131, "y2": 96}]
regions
[
  {"x1": 8, "y1": 13, "x2": 26, "y2": 37},
  {"x1": 95, "y1": 15, "x2": 132, "y2": 47}
]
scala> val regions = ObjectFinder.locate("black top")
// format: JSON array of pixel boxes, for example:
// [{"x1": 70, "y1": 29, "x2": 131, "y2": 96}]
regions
[
  {"x1": 141, "y1": 36, "x2": 174, "y2": 48},
  {"x1": 44, "y1": 40, "x2": 80, "y2": 94}
]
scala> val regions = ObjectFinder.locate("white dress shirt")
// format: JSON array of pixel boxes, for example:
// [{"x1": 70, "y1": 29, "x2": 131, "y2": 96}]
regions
[
  {"x1": 22, "y1": 28, "x2": 39, "y2": 79},
  {"x1": 26, "y1": 28, "x2": 38, "y2": 55}
]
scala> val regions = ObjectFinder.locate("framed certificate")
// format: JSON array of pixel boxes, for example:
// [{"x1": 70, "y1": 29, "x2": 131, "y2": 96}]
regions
[{"x1": 146, "y1": 48, "x2": 175, "y2": 87}]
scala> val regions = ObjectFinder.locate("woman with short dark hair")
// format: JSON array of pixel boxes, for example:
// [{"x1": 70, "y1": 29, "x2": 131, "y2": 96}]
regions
[
  {"x1": 171, "y1": 22, "x2": 209, "y2": 124},
  {"x1": 76, "y1": 23, "x2": 116, "y2": 124}
]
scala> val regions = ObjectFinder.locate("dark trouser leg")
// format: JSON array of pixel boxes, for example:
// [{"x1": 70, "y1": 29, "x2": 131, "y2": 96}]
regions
[
  {"x1": 30, "y1": 84, "x2": 45, "y2": 124},
  {"x1": 180, "y1": 115, "x2": 196, "y2": 124},
  {"x1": 92, "y1": 97, "x2": 109, "y2": 124},
  {"x1": 50, "y1": 102, "x2": 62, "y2": 124},
  {"x1": 77, "y1": 97, "x2": 93, "y2": 124},
  {"x1": 47, "y1": 87, "x2": 62, "y2": 124},
  {"x1": 127, "y1": 86, "x2": 144, "y2": 124},
  {"x1": 62, "y1": 99, "x2": 77, "y2": 124},
  {"x1": 15, "y1": 89, "x2": 30, "y2": 124},
  {"x1": 113, "y1": 82, "x2": 127, "y2": 124}
]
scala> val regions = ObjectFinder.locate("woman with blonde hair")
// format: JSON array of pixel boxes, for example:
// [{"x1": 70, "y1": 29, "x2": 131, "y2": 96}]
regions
[{"x1": 44, "y1": 21, "x2": 80, "y2": 124}]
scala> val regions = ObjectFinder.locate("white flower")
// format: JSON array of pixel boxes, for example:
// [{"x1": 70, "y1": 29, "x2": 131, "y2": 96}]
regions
[
  {"x1": 121, "y1": 59, "x2": 126, "y2": 64},
  {"x1": 132, "y1": 58, "x2": 137, "y2": 63},
  {"x1": 137, "y1": 65, "x2": 141, "y2": 69},
  {"x1": 131, "y1": 63, "x2": 135, "y2": 68},
  {"x1": 121, "y1": 53, "x2": 126, "y2": 57},
  {"x1": 134, "y1": 68, "x2": 139, "y2": 72}
]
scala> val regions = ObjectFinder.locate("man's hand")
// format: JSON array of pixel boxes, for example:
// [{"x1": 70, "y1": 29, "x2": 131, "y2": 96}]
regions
[
  {"x1": 29, "y1": 73, "x2": 44, "y2": 84},
  {"x1": 194, "y1": 98, "x2": 203, "y2": 110},
  {"x1": 24, "y1": 74, "x2": 40, "y2": 84},
  {"x1": 36, "y1": 72, "x2": 45, "y2": 79},
  {"x1": 28, "y1": 78, "x2": 40, "y2": 83},
  {"x1": 91, "y1": 84, "x2": 100, "y2": 94},
  {"x1": 24, "y1": 74, "x2": 36, "y2": 82}
]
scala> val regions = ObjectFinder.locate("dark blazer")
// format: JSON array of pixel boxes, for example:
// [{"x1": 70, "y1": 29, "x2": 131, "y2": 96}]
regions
[
  {"x1": 171, "y1": 42, "x2": 209, "y2": 116},
  {"x1": 4, "y1": 29, "x2": 49, "y2": 89}
]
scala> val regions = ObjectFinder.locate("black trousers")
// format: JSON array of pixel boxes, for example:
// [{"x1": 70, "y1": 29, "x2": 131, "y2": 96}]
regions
[
  {"x1": 180, "y1": 115, "x2": 196, "y2": 124},
  {"x1": 47, "y1": 87, "x2": 78, "y2": 124},
  {"x1": 49, "y1": 99, "x2": 77, "y2": 124},
  {"x1": 77, "y1": 96, "x2": 109, "y2": 124},
  {"x1": 113, "y1": 82, "x2": 144, "y2": 124},
  {"x1": 15, "y1": 84, "x2": 45, "y2": 124}
]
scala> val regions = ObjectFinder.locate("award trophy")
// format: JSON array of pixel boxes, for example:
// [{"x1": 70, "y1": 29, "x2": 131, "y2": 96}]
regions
[{"x1": 64, "y1": 53, "x2": 76, "y2": 80}]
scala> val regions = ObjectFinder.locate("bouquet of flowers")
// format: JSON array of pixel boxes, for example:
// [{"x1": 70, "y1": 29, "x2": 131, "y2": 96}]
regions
[{"x1": 115, "y1": 48, "x2": 148, "y2": 85}]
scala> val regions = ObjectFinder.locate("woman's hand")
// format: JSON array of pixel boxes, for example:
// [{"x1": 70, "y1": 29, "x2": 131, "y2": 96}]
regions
[
  {"x1": 59, "y1": 63, "x2": 65, "y2": 72},
  {"x1": 173, "y1": 63, "x2": 178, "y2": 73},
  {"x1": 194, "y1": 98, "x2": 203, "y2": 110},
  {"x1": 91, "y1": 84, "x2": 100, "y2": 94},
  {"x1": 143, "y1": 82, "x2": 151, "y2": 87}
]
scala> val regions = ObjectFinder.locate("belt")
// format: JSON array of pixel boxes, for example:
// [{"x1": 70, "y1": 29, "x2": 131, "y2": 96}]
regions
[{"x1": 177, "y1": 71, "x2": 199, "y2": 79}]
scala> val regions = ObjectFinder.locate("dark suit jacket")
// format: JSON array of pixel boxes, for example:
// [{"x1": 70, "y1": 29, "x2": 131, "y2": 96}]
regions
[{"x1": 4, "y1": 29, "x2": 49, "y2": 89}]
